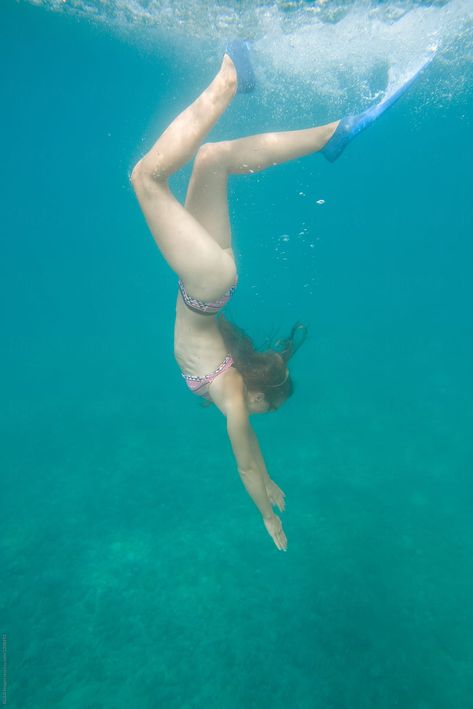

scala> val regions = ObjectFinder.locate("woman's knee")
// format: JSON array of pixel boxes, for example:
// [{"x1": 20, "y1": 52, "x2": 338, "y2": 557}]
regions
[
  {"x1": 130, "y1": 156, "x2": 168, "y2": 190},
  {"x1": 194, "y1": 142, "x2": 231, "y2": 173},
  {"x1": 130, "y1": 158, "x2": 151, "y2": 188}
]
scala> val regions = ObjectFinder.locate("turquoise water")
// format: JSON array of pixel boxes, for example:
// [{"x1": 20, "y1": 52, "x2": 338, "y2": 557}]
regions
[{"x1": 2, "y1": 1, "x2": 473, "y2": 707}]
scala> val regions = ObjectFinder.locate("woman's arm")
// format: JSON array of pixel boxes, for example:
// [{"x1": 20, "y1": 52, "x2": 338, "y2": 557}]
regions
[
  {"x1": 248, "y1": 428, "x2": 286, "y2": 513},
  {"x1": 211, "y1": 369, "x2": 272, "y2": 516},
  {"x1": 226, "y1": 405, "x2": 287, "y2": 551},
  {"x1": 248, "y1": 427, "x2": 271, "y2": 485},
  {"x1": 210, "y1": 369, "x2": 287, "y2": 550},
  {"x1": 226, "y1": 402, "x2": 273, "y2": 519}
]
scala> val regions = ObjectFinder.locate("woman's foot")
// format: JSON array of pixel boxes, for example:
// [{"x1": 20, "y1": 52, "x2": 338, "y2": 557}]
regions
[
  {"x1": 216, "y1": 53, "x2": 238, "y2": 99},
  {"x1": 224, "y1": 40, "x2": 256, "y2": 94},
  {"x1": 322, "y1": 50, "x2": 436, "y2": 162}
]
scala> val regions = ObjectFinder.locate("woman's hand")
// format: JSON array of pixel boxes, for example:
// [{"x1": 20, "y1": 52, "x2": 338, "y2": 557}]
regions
[
  {"x1": 265, "y1": 479, "x2": 286, "y2": 513},
  {"x1": 263, "y1": 514, "x2": 287, "y2": 551}
]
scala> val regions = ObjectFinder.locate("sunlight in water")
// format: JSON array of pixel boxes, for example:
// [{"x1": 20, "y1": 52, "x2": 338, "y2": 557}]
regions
[{"x1": 24, "y1": 0, "x2": 473, "y2": 113}]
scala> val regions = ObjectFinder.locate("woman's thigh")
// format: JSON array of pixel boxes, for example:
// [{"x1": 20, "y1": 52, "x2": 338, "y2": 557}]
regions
[
  {"x1": 132, "y1": 168, "x2": 236, "y2": 299},
  {"x1": 184, "y1": 143, "x2": 233, "y2": 251}
]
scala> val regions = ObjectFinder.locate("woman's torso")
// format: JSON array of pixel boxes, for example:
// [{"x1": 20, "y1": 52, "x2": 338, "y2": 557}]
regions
[{"x1": 173, "y1": 291, "x2": 230, "y2": 377}]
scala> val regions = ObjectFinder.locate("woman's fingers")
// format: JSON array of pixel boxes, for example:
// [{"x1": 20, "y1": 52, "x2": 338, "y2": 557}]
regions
[
  {"x1": 266, "y1": 483, "x2": 287, "y2": 513},
  {"x1": 275, "y1": 531, "x2": 287, "y2": 552},
  {"x1": 264, "y1": 515, "x2": 287, "y2": 551},
  {"x1": 274, "y1": 523, "x2": 287, "y2": 551},
  {"x1": 275, "y1": 493, "x2": 285, "y2": 512}
]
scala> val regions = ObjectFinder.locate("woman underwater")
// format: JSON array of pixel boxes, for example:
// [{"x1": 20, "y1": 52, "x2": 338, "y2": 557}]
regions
[{"x1": 131, "y1": 41, "x2": 433, "y2": 551}]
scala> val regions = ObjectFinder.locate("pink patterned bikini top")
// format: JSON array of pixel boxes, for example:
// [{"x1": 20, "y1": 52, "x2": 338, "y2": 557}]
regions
[{"x1": 181, "y1": 355, "x2": 234, "y2": 400}]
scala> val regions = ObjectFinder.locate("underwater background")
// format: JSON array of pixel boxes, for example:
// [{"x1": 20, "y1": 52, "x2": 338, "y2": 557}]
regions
[{"x1": 1, "y1": 1, "x2": 473, "y2": 707}]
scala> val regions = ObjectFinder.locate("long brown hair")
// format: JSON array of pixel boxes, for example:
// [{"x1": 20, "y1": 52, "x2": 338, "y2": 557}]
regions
[{"x1": 217, "y1": 316, "x2": 308, "y2": 410}]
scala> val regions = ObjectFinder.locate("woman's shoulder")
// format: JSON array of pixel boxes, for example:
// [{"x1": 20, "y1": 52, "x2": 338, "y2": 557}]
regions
[{"x1": 208, "y1": 366, "x2": 246, "y2": 416}]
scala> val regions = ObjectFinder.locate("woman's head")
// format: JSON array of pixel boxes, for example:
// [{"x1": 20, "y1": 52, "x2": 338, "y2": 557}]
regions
[
  {"x1": 239, "y1": 350, "x2": 292, "y2": 412},
  {"x1": 217, "y1": 317, "x2": 307, "y2": 413}
]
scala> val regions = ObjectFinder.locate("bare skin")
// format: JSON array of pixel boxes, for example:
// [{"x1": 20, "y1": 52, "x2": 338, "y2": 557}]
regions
[{"x1": 131, "y1": 54, "x2": 338, "y2": 551}]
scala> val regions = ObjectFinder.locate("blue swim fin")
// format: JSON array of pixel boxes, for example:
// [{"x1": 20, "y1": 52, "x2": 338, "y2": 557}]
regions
[
  {"x1": 225, "y1": 40, "x2": 256, "y2": 94},
  {"x1": 322, "y1": 50, "x2": 436, "y2": 162}
]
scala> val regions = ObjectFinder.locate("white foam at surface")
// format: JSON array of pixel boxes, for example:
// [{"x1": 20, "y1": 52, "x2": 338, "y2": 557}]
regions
[{"x1": 22, "y1": 0, "x2": 473, "y2": 108}]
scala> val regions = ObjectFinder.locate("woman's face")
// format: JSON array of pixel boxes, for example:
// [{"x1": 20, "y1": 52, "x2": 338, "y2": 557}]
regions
[{"x1": 246, "y1": 390, "x2": 270, "y2": 415}]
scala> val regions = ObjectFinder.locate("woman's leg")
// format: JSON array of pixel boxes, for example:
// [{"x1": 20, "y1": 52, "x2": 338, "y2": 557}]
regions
[
  {"x1": 131, "y1": 55, "x2": 239, "y2": 299},
  {"x1": 183, "y1": 122, "x2": 339, "y2": 250},
  {"x1": 203, "y1": 122, "x2": 340, "y2": 179},
  {"x1": 183, "y1": 145, "x2": 234, "y2": 251}
]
